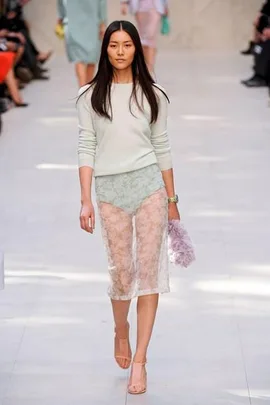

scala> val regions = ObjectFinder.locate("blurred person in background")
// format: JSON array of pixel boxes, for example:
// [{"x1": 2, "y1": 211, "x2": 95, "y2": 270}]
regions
[
  {"x1": 0, "y1": 51, "x2": 28, "y2": 108},
  {"x1": 241, "y1": 0, "x2": 270, "y2": 55},
  {"x1": 57, "y1": 0, "x2": 107, "y2": 87},
  {"x1": 0, "y1": 0, "x2": 50, "y2": 80},
  {"x1": 120, "y1": 0, "x2": 169, "y2": 74},
  {"x1": 241, "y1": 14, "x2": 270, "y2": 87},
  {"x1": 2, "y1": 0, "x2": 53, "y2": 64}
]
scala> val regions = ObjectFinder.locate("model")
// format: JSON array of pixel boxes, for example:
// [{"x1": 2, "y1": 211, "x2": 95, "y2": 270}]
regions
[
  {"x1": 57, "y1": 0, "x2": 107, "y2": 86},
  {"x1": 76, "y1": 20, "x2": 179, "y2": 395},
  {"x1": 120, "y1": 0, "x2": 169, "y2": 73}
]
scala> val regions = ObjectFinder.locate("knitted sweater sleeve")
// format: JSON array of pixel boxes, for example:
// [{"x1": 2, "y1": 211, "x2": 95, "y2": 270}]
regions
[
  {"x1": 77, "y1": 85, "x2": 97, "y2": 169},
  {"x1": 150, "y1": 85, "x2": 173, "y2": 171}
]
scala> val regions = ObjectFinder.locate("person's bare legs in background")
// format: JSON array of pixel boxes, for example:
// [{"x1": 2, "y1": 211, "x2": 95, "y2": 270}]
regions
[
  {"x1": 5, "y1": 69, "x2": 27, "y2": 106},
  {"x1": 75, "y1": 62, "x2": 87, "y2": 87},
  {"x1": 86, "y1": 63, "x2": 95, "y2": 83},
  {"x1": 75, "y1": 63, "x2": 96, "y2": 86},
  {"x1": 142, "y1": 45, "x2": 157, "y2": 75},
  {"x1": 136, "y1": 9, "x2": 161, "y2": 74}
]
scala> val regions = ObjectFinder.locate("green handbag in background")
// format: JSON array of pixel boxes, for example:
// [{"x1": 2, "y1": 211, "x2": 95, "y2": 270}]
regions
[{"x1": 161, "y1": 15, "x2": 170, "y2": 35}]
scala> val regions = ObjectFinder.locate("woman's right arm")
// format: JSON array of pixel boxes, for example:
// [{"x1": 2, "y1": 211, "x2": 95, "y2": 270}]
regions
[
  {"x1": 77, "y1": 88, "x2": 97, "y2": 233},
  {"x1": 57, "y1": 0, "x2": 65, "y2": 23}
]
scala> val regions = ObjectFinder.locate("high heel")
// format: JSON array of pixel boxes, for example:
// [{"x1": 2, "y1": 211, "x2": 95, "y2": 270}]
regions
[
  {"x1": 14, "y1": 102, "x2": 29, "y2": 108},
  {"x1": 114, "y1": 322, "x2": 132, "y2": 369},
  {"x1": 128, "y1": 361, "x2": 147, "y2": 395}
]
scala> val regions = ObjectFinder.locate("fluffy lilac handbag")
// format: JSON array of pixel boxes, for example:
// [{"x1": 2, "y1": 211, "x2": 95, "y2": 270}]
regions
[{"x1": 168, "y1": 220, "x2": 195, "y2": 267}]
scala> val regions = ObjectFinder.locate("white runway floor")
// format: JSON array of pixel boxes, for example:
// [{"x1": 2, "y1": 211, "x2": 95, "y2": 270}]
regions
[{"x1": 0, "y1": 51, "x2": 270, "y2": 405}]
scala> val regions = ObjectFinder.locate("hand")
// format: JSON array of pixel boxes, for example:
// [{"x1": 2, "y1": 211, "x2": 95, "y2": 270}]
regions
[
  {"x1": 262, "y1": 27, "x2": 270, "y2": 40},
  {"x1": 168, "y1": 203, "x2": 180, "y2": 221},
  {"x1": 80, "y1": 201, "x2": 95, "y2": 233},
  {"x1": 0, "y1": 29, "x2": 8, "y2": 37},
  {"x1": 163, "y1": 6, "x2": 169, "y2": 16},
  {"x1": 7, "y1": 32, "x2": 26, "y2": 44},
  {"x1": 6, "y1": 41, "x2": 18, "y2": 52},
  {"x1": 16, "y1": 32, "x2": 26, "y2": 44},
  {"x1": 99, "y1": 22, "x2": 106, "y2": 40},
  {"x1": 7, "y1": 11, "x2": 17, "y2": 19},
  {"x1": 121, "y1": 3, "x2": 128, "y2": 15}
]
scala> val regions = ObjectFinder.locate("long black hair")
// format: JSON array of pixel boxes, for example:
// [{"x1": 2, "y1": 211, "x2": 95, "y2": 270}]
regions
[{"x1": 79, "y1": 20, "x2": 168, "y2": 124}]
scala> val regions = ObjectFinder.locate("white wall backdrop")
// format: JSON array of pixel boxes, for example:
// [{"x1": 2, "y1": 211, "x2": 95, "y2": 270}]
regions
[{"x1": 24, "y1": 0, "x2": 263, "y2": 52}]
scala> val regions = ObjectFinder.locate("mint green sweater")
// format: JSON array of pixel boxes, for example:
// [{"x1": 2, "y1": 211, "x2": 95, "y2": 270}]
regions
[{"x1": 77, "y1": 83, "x2": 172, "y2": 176}]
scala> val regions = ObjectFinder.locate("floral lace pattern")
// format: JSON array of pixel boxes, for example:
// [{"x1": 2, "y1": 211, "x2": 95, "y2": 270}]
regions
[
  {"x1": 95, "y1": 164, "x2": 165, "y2": 214},
  {"x1": 96, "y1": 165, "x2": 170, "y2": 300}
]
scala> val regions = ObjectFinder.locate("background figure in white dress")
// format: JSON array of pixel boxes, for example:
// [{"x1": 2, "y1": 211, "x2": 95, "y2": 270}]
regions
[{"x1": 121, "y1": 0, "x2": 168, "y2": 73}]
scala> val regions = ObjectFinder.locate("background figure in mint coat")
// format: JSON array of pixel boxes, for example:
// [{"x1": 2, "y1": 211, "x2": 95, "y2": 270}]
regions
[
  {"x1": 57, "y1": 0, "x2": 107, "y2": 87},
  {"x1": 120, "y1": 0, "x2": 168, "y2": 74}
]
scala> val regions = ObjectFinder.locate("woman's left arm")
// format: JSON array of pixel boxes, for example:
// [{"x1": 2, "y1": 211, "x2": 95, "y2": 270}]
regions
[
  {"x1": 150, "y1": 89, "x2": 180, "y2": 220},
  {"x1": 163, "y1": 0, "x2": 169, "y2": 15}
]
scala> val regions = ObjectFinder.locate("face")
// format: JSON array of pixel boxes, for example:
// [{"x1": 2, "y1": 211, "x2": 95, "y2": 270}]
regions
[{"x1": 107, "y1": 30, "x2": 136, "y2": 71}]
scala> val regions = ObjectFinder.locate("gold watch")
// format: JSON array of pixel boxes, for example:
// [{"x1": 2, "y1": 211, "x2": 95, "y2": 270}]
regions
[{"x1": 168, "y1": 194, "x2": 179, "y2": 203}]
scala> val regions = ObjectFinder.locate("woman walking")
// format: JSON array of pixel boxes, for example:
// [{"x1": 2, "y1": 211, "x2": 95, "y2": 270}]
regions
[
  {"x1": 57, "y1": 0, "x2": 107, "y2": 87},
  {"x1": 77, "y1": 20, "x2": 179, "y2": 394},
  {"x1": 120, "y1": 0, "x2": 168, "y2": 73}
]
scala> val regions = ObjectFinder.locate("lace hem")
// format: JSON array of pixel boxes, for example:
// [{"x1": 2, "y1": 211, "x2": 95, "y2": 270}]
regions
[{"x1": 108, "y1": 286, "x2": 171, "y2": 301}]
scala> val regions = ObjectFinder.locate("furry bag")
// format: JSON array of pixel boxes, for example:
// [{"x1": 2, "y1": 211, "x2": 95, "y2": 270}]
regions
[{"x1": 168, "y1": 220, "x2": 195, "y2": 268}]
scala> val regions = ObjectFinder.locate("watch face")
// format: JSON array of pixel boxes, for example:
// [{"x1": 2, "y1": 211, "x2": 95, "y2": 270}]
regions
[{"x1": 169, "y1": 195, "x2": 178, "y2": 203}]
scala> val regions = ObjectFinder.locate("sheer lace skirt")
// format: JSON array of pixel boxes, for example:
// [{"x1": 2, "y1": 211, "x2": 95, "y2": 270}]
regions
[{"x1": 95, "y1": 164, "x2": 170, "y2": 300}]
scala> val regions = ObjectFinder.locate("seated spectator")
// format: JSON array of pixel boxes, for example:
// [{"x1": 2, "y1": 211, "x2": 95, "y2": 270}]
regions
[
  {"x1": 0, "y1": 0, "x2": 50, "y2": 80},
  {"x1": 241, "y1": 0, "x2": 270, "y2": 55},
  {"x1": 0, "y1": 50, "x2": 28, "y2": 106},
  {"x1": 0, "y1": 0, "x2": 55, "y2": 135},
  {"x1": 241, "y1": 15, "x2": 270, "y2": 87},
  {"x1": 2, "y1": 0, "x2": 52, "y2": 64}
]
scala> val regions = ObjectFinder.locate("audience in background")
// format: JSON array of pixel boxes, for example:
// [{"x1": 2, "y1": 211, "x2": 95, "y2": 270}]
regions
[
  {"x1": 241, "y1": 0, "x2": 270, "y2": 55},
  {"x1": 0, "y1": 0, "x2": 52, "y2": 133},
  {"x1": 241, "y1": 0, "x2": 270, "y2": 90}
]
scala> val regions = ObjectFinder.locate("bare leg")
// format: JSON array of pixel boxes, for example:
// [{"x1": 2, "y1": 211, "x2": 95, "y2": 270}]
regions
[
  {"x1": 86, "y1": 63, "x2": 95, "y2": 83},
  {"x1": 143, "y1": 46, "x2": 157, "y2": 75},
  {"x1": 128, "y1": 188, "x2": 168, "y2": 394},
  {"x1": 75, "y1": 62, "x2": 87, "y2": 87},
  {"x1": 111, "y1": 299, "x2": 132, "y2": 369},
  {"x1": 142, "y1": 45, "x2": 150, "y2": 67},
  {"x1": 134, "y1": 293, "x2": 159, "y2": 362},
  {"x1": 137, "y1": 8, "x2": 160, "y2": 75},
  {"x1": 14, "y1": 46, "x2": 24, "y2": 65},
  {"x1": 98, "y1": 202, "x2": 134, "y2": 368},
  {"x1": 111, "y1": 299, "x2": 131, "y2": 331},
  {"x1": 5, "y1": 69, "x2": 24, "y2": 104}
]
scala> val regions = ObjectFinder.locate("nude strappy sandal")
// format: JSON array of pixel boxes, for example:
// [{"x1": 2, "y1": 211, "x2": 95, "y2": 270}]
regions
[
  {"x1": 128, "y1": 361, "x2": 147, "y2": 395},
  {"x1": 114, "y1": 323, "x2": 132, "y2": 369}
]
